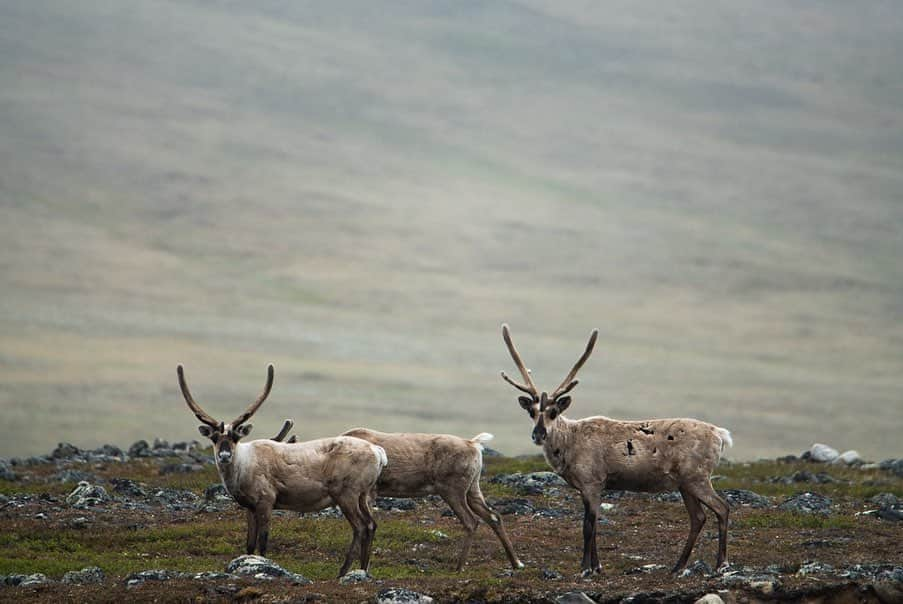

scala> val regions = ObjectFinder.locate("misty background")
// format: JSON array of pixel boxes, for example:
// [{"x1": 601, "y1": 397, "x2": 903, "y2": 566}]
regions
[{"x1": 1, "y1": 1, "x2": 901, "y2": 460}]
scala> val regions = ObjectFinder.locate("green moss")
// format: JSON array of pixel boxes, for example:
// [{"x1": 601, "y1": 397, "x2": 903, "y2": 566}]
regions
[
  {"x1": 482, "y1": 455, "x2": 547, "y2": 477},
  {"x1": 734, "y1": 511, "x2": 858, "y2": 530}
]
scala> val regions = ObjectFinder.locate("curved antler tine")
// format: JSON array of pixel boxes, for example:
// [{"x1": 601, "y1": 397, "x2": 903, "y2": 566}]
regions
[
  {"x1": 501, "y1": 371, "x2": 537, "y2": 396},
  {"x1": 271, "y1": 418, "x2": 293, "y2": 442},
  {"x1": 551, "y1": 329, "x2": 598, "y2": 399},
  {"x1": 177, "y1": 365, "x2": 219, "y2": 427},
  {"x1": 231, "y1": 364, "x2": 275, "y2": 427},
  {"x1": 501, "y1": 324, "x2": 538, "y2": 395}
]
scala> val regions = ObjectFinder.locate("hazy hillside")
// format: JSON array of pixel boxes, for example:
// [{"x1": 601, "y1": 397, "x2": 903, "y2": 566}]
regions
[{"x1": 1, "y1": 1, "x2": 901, "y2": 459}]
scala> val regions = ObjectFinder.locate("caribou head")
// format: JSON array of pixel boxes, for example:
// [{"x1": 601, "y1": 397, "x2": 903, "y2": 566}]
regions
[{"x1": 177, "y1": 364, "x2": 274, "y2": 465}]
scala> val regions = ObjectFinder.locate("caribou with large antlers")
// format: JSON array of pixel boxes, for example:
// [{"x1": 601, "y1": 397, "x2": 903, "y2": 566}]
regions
[
  {"x1": 500, "y1": 325, "x2": 733, "y2": 575},
  {"x1": 177, "y1": 364, "x2": 388, "y2": 577}
]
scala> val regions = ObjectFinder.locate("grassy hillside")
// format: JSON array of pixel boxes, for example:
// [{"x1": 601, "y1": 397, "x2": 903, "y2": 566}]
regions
[{"x1": 1, "y1": 1, "x2": 901, "y2": 459}]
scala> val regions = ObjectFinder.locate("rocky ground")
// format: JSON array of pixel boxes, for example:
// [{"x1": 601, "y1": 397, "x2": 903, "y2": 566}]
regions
[{"x1": 1, "y1": 440, "x2": 901, "y2": 603}]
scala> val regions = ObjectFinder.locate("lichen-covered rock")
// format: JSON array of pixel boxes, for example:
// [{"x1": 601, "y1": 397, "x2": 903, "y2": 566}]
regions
[
  {"x1": 110, "y1": 478, "x2": 148, "y2": 499},
  {"x1": 128, "y1": 440, "x2": 152, "y2": 458},
  {"x1": 125, "y1": 569, "x2": 180, "y2": 588},
  {"x1": 680, "y1": 560, "x2": 713, "y2": 577},
  {"x1": 51, "y1": 442, "x2": 82, "y2": 459},
  {"x1": 19, "y1": 573, "x2": 50, "y2": 587},
  {"x1": 225, "y1": 555, "x2": 311, "y2": 584},
  {"x1": 541, "y1": 568, "x2": 564, "y2": 580},
  {"x1": 339, "y1": 569, "x2": 371, "y2": 584},
  {"x1": 375, "y1": 497, "x2": 416, "y2": 511},
  {"x1": 492, "y1": 498, "x2": 534, "y2": 515},
  {"x1": 778, "y1": 492, "x2": 832, "y2": 514},
  {"x1": 376, "y1": 587, "x2": 434, "y2": 604},
  {"x1": 66, "y1": 481, "x2": 110, "y2": 508},
  {"x1": 694, "y1": 595, "x2": 724, "y2": 604},
  {"x1": 490, "y1": 471, "x2": 567, "y2": 495},
  {"x1": 62, "y1": 566, "x2": 105, "y2": 584},
  {"x1": 718, "y1": 489, "x2": 771, "y2": 508}
]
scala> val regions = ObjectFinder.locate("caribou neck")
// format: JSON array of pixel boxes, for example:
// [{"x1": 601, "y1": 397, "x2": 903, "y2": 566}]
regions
[{"x1": 542, "y1": 416, "x2": 576, "y2": 478}]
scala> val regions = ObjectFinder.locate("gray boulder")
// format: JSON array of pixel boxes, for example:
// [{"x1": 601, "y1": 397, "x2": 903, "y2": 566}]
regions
[
  {"x1": 19, "y1": 573, "x2": 50, "y2": 587},
  {"x1": 125, "y1": 569, "x2": 180, "y2": 588},
  {"x1": 805, "y1": 443, "x2": 839, "y2": 463},
  {"x1": 490, "y1": 471, "x2": 567, "y2": 495},
  {"x1": 694, "y1": 596, "x2": 725, "y2": 604},
  {"x1": 225, "y1": 554, "x2": 311, "y2": 584},
  {"x1": 0, "y1": 459, "x2": 16, "y2": 481},
  {"x1": 51, "y1": 442, "x2": 82, "y2": 459},
  {"x1": 62, "y1": 566, "x2": 105, "y2": 585},
  {"x1": 833, "y1": 450, "x2": 862, "y2": 465},
  {"x1": 376, "y1": 588, "x2": 434, "y2": 604},
  {"x1": 879, "y1": 458, "x2": 903, "y2": 478},
  {"x1": 375, "y1": 497, "x2": 417, "y2": 511},
  {"x1": 128, "y1": 440, "x2": 152, "y2": 458}
]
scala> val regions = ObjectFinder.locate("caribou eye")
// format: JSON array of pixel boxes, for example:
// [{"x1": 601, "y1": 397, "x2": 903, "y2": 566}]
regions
[{"x1": 548, "y1": 408, "x2": 558, "y2": 420}]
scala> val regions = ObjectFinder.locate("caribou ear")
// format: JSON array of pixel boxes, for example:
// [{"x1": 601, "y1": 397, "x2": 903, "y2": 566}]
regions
[
  {"x1": 235, "y1": 424, "x2": 253, "y2": 438},
  {"x1": 198, "y1": 425, "x2": 215, "y2": 438},
  {"x1": 518, "y1": 396, "x2": 535, "y2": 410},
  {"x1": 555, "y1": 395, "x2": 572, "y2": 413}
]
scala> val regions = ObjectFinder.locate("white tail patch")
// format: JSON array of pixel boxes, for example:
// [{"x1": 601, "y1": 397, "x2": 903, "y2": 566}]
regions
[
  {"x1": 470, "y1": 433, "x2": 494, "y2": 450},
  {"x1": 372, "y1": 445, "x2": 388, "y2": 469},
  {"x1": 715, "y1": 427, "x2": 733, "y2": 451}
]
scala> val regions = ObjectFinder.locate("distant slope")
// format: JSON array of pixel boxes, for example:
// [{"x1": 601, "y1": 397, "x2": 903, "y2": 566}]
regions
[{"x1": 1, "y1": 1, "x2": 901, "y2": 459}]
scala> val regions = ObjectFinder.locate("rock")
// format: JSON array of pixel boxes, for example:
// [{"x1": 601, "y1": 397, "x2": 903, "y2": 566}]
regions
[
  {"x1": 92, "y1": 444, "x2": 124, "y2": 458},
  {"x1": 493, "y1": 498, "x2": 534, "y2": 515},
  {"x1": 62, "y1": 567, "x2": 105, "y2": 584},
  {"x1": 556, "y1": 592, "x2": 596, "y2": 604},
  {"x1": 339, "y1": 569, "x2": 371, "y2": 584},
  {"x1": 66, "y1": 481, "x2": 110, "y2": 508},
  {"x1": 151, "y1": 488, "x2": 200, "y2": 510},
  {"x1": 376, "y1": 587, "x2": 434, "y2": 604},
  {"x1": 624, "y1": 563, "x2": 667, "y2": 575},
  {"x1": 54, "y1": 469, "x2": 96, "y2": 483},
  {"x1": 680, "y1": 560, "x2": 713, "y2": 577},
  {"x1": 70, "y1": 517, "x2": 90, "y2": 529},
  {"x1": 110, "y1": 478, "x2": 148, "y2": 499},
  {"x1": 153, "y1": 438, "x2": 170, "y2": 450},
  {"x1": 19, "y1": 573, "x2": 50, "y2": 587},
  {"x1": 806, "y1": 443, "x2": 839, "y2": 463},
  {"x1": 871, "y1": 493, "x2": 899, "y2": 508},
  {"x1": 694, "y1": 595, "x2": 725, "y2": 604},
  {"x1": 654, "y1": 491, "x2": 683, "y2": 502},
  {"x1": 0, "y1": 459, "x2": 17, "y2": 481},
  {"x1": 797, "y1": 561, "x2": 834, "y2": 575},
  {"x1": 541, "y1": 568, "x2": 564, "y2": 580},
  {"x1": 879, "y1": 459, "x2": 903, "y2": 478},
  {"x1": 204, "y1": 483, "x2": 230, "y2": 502},
  {"x1": 490, "y1": 471, "x2": 567, "y2": 495},
  {"x1": 128, "y1": 440, "x2": 152, "y2": 458},
  {"x1": 428, "y1": 530, "x2": 448, "y2": 540},
  {"x1": 225, "y1": 555, "x2": 311, "y2": 584},
  {"x1": 718, "y1": 489, "x2": 771, "y2": 508},
  {"x1": 125, "y1": 569, "x2": 181, "y2": 588},
  {"x1": 833, "y1": 450, "x2": 862, "y2": 465},
  {"x1": 375, "y1": 497, "x2": 416, "y2": 511},
  {"x1": 51, "y1": 442, "x2": 82, "y2": 459},
  {"x1": 779, "y1": 492, "x2": 832, "y2": 514}
]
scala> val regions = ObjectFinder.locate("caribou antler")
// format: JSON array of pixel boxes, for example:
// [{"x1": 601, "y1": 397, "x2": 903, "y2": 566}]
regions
[
  {"x1": 231, "y1": 364, "x2": 275, "y2": 427},
  {"x1": 272, "y1": 419, "x2": 293, "y2": 442},
  {"x1": 549, "y1": 329, "x2": 598, "y2": 400},
  {"x1": 501, "y1": 324, "x2": 539, "y2": 397},
  {"x1": 177, "y1": 365, "x2": 219, "y2": 428}
]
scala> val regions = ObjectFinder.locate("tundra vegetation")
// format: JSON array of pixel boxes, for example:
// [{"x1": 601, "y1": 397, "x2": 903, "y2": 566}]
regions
[{"x1": 0, "y1": 439, "x2": 901, "y2": 602}]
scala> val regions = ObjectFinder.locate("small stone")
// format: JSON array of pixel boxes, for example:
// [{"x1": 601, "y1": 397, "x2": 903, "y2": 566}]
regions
[
  {"x1": 680, "y1": 560, "x2": 713, "y2": 577},
  {"x1": 203, "y1": 483, "x2": 230, "y2": 502},
  {"x1": 541, "y1": 568, "x2": 564, "y2": 580},
  {"x1": 110, "y1": 478, "x2": 148, "y2": 499},
  {"x1": 428, "y1": 530, "x2": 448, "y2": 540},
  {"x1": 62, "y1": 566, "x2": 105, "y2": 584},
  {"x1": 339, "y1": 569, "x2": 371, "y2": 584},
  {"x1": 807, "y1": 443, "x2": 839, "y2": 463},
  {"x1": 125, "y1": 569, "x2": 181, "y2": 588},
  {"x1": 34, "y1": 512, "x2": 48, "y2": 520},
  {"x1": 66, "y1": 481, "x2": 110, "y2": 508},
  {"x1": 493, "y1": 498, "x2": 534, "y2": 515},
  {"x1": 694, "y1": 595, "x2": 724, "y2": 604},
  {"x1": 70, "y1": 517, "x2": 90, "y2": 529},
  {"x1": 624, "y1": 563, "x2": 667, "y2": 575},
  {"x1": 376, "y1": 587, "x2": 434, "y2": 604},
  {"x1": 797, "y1": 561, "x2": 834, "y2": 575}
]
